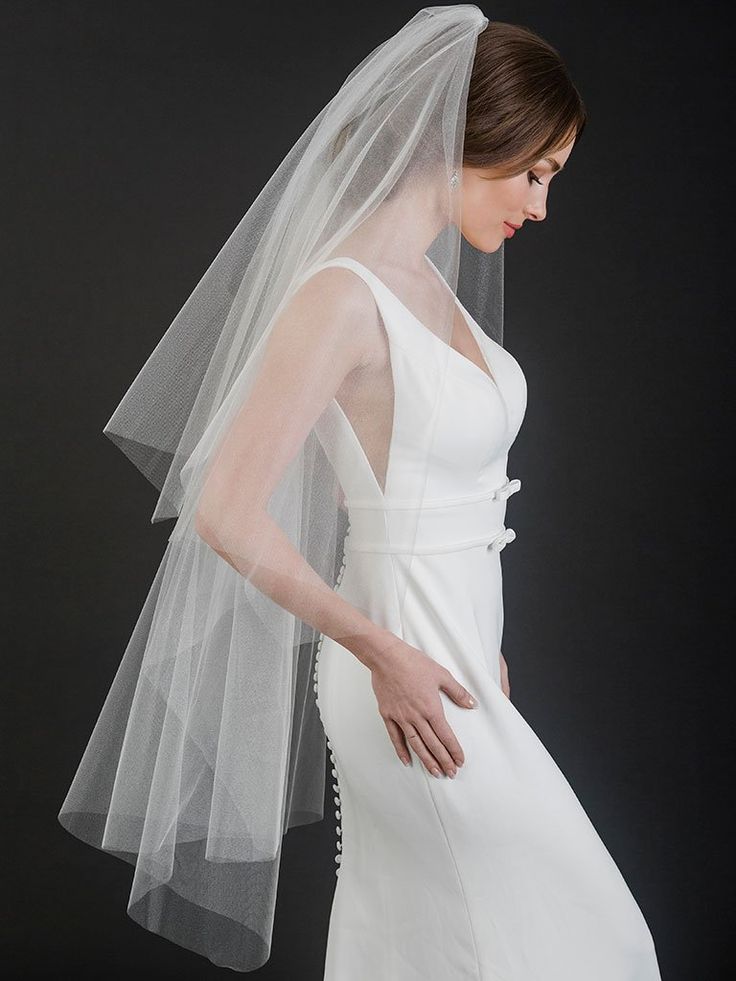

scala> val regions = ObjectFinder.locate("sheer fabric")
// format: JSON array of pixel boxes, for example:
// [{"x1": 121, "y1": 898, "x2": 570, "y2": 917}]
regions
[{"x1": 58, "y1": 5, "x2": 500, "y2": 971}]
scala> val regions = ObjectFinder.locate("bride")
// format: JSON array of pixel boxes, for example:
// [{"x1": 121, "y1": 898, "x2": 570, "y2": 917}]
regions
[{"x1": 58, "y1": 7, "x2": 663, "y2": 979}]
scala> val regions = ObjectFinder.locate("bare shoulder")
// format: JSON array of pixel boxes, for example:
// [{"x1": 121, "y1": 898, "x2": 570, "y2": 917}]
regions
[{"x1": 286, "y1": 264, "x2": 384, "y2": 369}]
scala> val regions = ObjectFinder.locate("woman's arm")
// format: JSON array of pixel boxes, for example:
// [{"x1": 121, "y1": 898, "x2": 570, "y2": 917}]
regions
[
  {"x1": 194, "y1": 267, "x2": 396, "y2": 670},
  {"x1": 500, "y1": 650, "x2": 511, "y2": 699},
  {"x1": 195, "y1": 267, "x2": 477, "y2": 777}
]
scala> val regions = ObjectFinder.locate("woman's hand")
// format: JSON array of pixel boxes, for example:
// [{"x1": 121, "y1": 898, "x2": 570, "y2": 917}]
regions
[
  {"x1": 370, "y1": 638, "x2": 478, "y2": 777},
  {"x1": 499, "y1": 650, "x2": 511, "y2": 699}
]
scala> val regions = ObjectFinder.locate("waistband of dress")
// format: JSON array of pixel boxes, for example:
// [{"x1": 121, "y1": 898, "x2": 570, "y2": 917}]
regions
[{"x1": 343, "y1": 477, "x2": 521, "y2": 555}]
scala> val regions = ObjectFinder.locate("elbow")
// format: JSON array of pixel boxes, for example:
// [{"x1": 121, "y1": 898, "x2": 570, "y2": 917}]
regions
[
  {"x1": 193, "y1": 496, "x2": 264, "y2": 569},
  {"x1": 193, "y1": 479, "x2": 234, "y2": 547},
  {"x1": 194, "y1": 497, "x2": 221, "y2": 548},
  {"x1": 194, "y1": 505, "x2": 234, "y2": 567}
]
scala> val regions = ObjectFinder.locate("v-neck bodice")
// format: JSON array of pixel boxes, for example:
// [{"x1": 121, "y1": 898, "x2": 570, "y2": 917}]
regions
[{"x1": 307, "y1": 255, "x2": 527, "y2": 512}]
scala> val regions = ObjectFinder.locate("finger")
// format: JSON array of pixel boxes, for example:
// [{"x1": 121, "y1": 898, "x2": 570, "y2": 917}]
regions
[
  {"x1": 426, "y1": 710, "x2": 465, "y2": 768},
  {"x1": 415, "y1": 717, "x2": 458, "y2": 778},
  {"x1": 384, "y1": 717, "x2": 411, "y2": 766},
  {"x1": 403, "y1": 725, "x2": 443, "y2": 777},
  {"x1": 438, "y1": 670, "x2": 477, "y2": 709}
]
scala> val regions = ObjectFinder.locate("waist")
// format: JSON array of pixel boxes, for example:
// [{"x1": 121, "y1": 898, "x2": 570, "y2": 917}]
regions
[{"x1": 344, "y1": 477, "x2": 521, "y2": 555}]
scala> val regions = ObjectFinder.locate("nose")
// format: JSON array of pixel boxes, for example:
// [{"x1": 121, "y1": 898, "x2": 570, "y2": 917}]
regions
[
  {"x1": 524, "y1": 203, "x2": 546, "y2": 222},
  {"x1": 524, "y1": 186, "x2": 547, "y2": 222}
]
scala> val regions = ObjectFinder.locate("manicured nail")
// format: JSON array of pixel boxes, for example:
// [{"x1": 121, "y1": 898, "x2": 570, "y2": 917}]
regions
[
  {"x1": 402, "y1": 757, "x2": 410, "y2": 766},
  {"x1": 431, "y1": 767, "x2": 441, "y2": 777},
  {"x1": 467, "y1": 695, "x2": 476, "y2": 707}
]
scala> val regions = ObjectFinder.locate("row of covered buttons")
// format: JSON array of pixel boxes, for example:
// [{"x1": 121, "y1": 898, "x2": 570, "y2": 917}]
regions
[
  {"x1": 329, "y1": 741, "x2": 342, "y2": 876},
  {"x1": 312, "y1": 519, "x2": 351, "y2": 877}
]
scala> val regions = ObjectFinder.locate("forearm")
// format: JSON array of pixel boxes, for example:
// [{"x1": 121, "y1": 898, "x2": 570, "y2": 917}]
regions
[{"x1": 196, "y1": 507, "x2": 397, "y2": 671}]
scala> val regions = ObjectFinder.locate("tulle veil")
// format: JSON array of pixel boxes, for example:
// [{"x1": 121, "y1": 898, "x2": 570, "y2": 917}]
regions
[{"x1": 57, "y1": 5, "x2": 501, "y2": 971}]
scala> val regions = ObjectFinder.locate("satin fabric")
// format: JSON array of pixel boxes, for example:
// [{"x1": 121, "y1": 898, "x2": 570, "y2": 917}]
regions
[{"x1": 312, "y1": 257, "x2": 661, "y2": 981}]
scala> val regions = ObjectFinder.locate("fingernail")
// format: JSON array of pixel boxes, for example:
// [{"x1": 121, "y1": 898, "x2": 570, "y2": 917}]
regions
[
  {"x1": 431, "y1": 767, "x2": 441, "y2": 777},
  {"x1": 448, "y1": 769, "x2": 457, "y2": 779},
  {"x1": 402, "y1": 757, "x2": 410, "y2": 766},
  {"x1": 467, "y1": 695, "x2": 477, "y2": 707}
]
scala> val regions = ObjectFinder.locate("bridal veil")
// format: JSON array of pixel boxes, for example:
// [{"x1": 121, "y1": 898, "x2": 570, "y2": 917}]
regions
[{"x1": 58, "y1": 5, "x2": 501, "y2": 970}]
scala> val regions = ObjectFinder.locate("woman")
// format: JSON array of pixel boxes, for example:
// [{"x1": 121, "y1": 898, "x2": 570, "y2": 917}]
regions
[{"x1": 58, "y1": 7, "x2": 662, "y2": 978}]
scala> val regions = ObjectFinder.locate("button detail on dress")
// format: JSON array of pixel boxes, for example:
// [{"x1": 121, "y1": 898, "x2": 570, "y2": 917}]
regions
[
  {"x1": 489, "y1": 527, "x2": 516, "y2": 551},
  {"x1": 487, "y1": 477, "x2": 520, "y2": 552},
  {"x1": 491, "y1": 477, "x2": 521, "y2": 502},
  {"x1": 313, "y1": 519, "x2": 351, "y2": 878}
]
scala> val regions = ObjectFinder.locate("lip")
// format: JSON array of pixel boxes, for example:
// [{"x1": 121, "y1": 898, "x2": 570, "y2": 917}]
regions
[{"x1": 503, "y1": 221, "x2": 520, "y2": 237}]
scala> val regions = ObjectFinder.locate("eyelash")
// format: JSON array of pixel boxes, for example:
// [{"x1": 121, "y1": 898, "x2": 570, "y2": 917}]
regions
[{"x1": 527, "y1": 171, "x2": 543, "y2": 186}]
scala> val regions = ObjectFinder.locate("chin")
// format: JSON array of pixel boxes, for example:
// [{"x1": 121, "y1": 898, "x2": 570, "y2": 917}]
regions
[
  {"x1": 484, "y1": 239, "x2": 504, "y2": 255},
  {"x1": 461, "y1": 228, "x2": 504, "y2": 254}
]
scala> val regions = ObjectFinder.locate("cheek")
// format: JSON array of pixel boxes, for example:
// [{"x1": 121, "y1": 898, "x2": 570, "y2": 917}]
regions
[
  {"x1": 461, "y1": 178, "x2": 522, "y2": 250},
  {"x1": 466, "y1": 185, "x2": 501, "y2": 228},
  {"x1": 474, "y1": 179, "x2": 524, "y2": 223},
  {"x1": 499, "y1": 180, "x2": 526, "y2": 212},
  {"x1": 461, "y1": 201, "x2": 504, "y2": 252}
]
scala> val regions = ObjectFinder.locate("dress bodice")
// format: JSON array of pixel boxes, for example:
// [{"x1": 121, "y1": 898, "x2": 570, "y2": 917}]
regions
[{"x1": 309, "y1": 256, "x2": 528, "y2": 554}]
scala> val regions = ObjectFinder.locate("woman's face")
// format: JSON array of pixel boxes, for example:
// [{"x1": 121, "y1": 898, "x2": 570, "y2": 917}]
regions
[{"x1": 460, "y1": 136, "x2": 576, "y2": 253}]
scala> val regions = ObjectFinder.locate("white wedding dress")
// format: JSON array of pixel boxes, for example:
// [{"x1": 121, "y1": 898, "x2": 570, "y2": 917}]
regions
[{"x1": 310, "y1": 257, "x2": 662, "y2": 980}]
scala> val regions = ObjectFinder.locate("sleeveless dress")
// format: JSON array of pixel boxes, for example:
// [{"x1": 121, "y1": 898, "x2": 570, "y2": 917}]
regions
[{"x1": 309, "y1": 257, "x2": 662, "y2": 981}]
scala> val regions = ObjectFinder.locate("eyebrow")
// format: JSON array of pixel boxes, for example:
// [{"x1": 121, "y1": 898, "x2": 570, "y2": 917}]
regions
[{"x1": 543, "y1": 157, "x2": 563, "y2": 173}]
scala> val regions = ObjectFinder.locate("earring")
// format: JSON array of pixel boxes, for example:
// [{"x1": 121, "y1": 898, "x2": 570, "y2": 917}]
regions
[{"x1": 449, "y1": 169, "x2": 459, "y2": 188}]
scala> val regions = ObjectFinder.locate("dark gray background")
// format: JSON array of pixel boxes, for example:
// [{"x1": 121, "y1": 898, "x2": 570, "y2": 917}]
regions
[{"x1": 4, "y1": 1, "x2": 732, "y2": 978}]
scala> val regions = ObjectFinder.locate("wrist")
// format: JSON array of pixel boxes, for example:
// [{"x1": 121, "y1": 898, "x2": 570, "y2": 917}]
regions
[{"x1": 344, "y1": 626, "x2": 401, "y2": 672}]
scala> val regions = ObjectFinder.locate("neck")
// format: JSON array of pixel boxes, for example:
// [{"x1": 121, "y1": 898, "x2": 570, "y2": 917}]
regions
[{"x1": 338, "y1": 175, "x2": 456, "y2": 273}]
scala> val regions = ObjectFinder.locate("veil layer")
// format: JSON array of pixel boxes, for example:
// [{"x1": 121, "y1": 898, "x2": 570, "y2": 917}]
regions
[{"x1": 58, "y1": 5, "x2": 499, "y2": 971}]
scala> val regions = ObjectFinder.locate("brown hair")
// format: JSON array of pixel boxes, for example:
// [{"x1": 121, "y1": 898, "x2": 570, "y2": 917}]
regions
[{"x1": 464, "y1": 22, "x2": 587, "y2": 175}]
